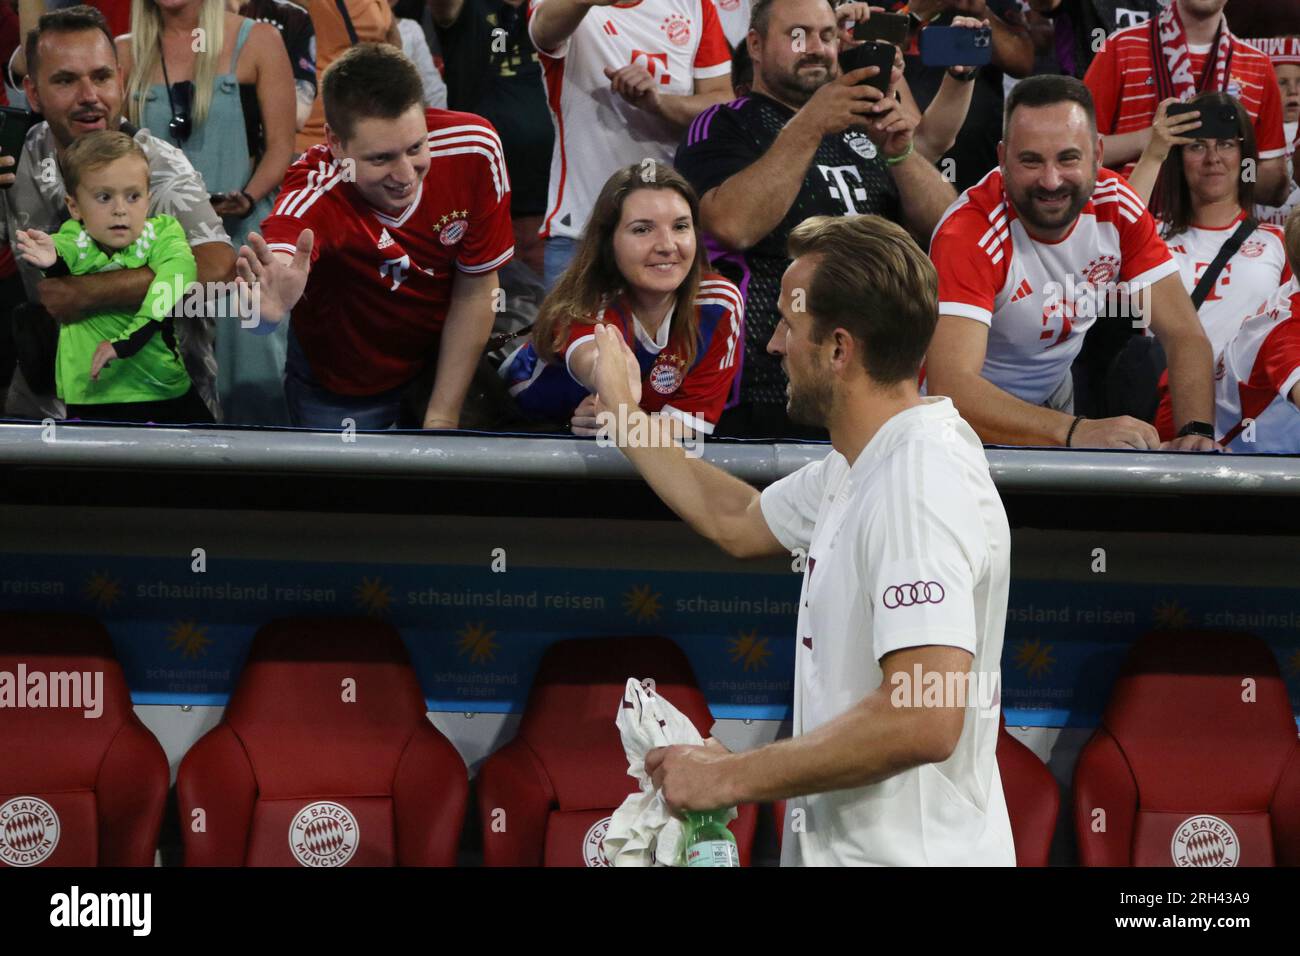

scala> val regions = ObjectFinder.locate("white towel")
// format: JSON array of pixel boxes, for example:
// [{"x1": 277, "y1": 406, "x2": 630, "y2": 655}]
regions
[{"x1": 603, "y1": 677, "x2": 737, "y2": 867}]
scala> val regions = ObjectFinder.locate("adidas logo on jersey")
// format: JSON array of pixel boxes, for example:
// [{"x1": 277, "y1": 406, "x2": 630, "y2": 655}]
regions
[
  {"x1": 1010, "y1": 278, "x2": 1034, "y2": 303},
  {"x1": 377, "y1": 228, "x2": 395, "y2": 251}
]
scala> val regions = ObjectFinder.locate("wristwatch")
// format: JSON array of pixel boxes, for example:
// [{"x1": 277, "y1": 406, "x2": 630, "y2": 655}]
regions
[{"x1": 1176, "y1": 420, "x2": 1215, "y2": 439}]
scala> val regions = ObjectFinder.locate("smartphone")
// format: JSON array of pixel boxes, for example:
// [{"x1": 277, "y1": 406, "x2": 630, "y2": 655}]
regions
[
  {"x1": 0, "y1": 106, "x2": 35, "y2": 185},
  {"x1": 919, "y1": 25, "x2": 993, "y2": 69},
  {"x1": 838, "y1": 40, "x2": 895, "y2": 94},
  {"x1": 1167, "y1": 101, "x2": 1241, "y2": 141},
  {"x1": 853, "y1": 12, "x2": 910, "y2": 48}
]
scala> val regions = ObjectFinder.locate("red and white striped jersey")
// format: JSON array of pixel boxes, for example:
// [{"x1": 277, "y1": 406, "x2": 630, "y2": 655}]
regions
[
  {"x1": 1211, "y1": 277, "x2": 1300, "y2": 453},
  {"x1": 528, "y1": 0, "x2": 731, "y2": 239},
  {"x1": 1164, "y1": 212, "x2": 1292, "y2": 357},
  {"x1": 1084, "y1": 25, "x2": 1287, "y2": 178},
  {"x1": 931, "y1": 168, "x2": 1178, "y2": 405},
  {"x1": 261, "y1": 109, "x2": 514, "y2": 396}
]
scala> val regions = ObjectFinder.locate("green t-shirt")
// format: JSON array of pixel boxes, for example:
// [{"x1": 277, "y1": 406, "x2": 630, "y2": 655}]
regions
[{"x1": 53, "y1": 214, "x2": 197, "y2": 405}]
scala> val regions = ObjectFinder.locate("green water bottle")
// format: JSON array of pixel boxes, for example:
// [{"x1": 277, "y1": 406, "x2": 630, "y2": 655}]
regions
[{"x1": 684, "y1": 810, "x2": 739, "y2": 867}]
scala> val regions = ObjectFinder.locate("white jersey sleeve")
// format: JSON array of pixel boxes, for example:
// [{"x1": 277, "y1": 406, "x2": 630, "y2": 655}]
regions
[
  {"x1": 861, "y1": 440, "x2": 985, "y2": 661},
  {"x1": 759, "y1": 455, "x2": 834, "y2": 554}
]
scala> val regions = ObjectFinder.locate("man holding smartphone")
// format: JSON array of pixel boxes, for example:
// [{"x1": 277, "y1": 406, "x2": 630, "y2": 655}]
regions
[{"x1": 673, "y1": 0, "x2": 956, "y2": 440}]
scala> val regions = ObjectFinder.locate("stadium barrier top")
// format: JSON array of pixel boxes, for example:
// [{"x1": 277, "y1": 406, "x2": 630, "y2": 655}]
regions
[{"x1": 2, "y1": 421, "x2": 1300, "y2": 497}]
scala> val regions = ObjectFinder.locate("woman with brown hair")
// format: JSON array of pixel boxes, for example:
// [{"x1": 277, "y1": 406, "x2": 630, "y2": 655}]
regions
[
  {"x1": 500, "y1": 161, "x2": 743, "y2": 437},
  {"x1": 1131, "y1": 91, "x2": 1292, "y2": 358}
]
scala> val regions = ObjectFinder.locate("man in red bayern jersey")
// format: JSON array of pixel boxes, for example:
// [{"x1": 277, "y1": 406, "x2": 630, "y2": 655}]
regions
[{"x1": 237, "y1": 43, "x2": 513, "y2": 430}]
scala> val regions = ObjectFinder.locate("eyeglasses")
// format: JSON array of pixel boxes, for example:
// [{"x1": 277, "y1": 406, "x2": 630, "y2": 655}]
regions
[{"x1": 1185, "y1": 139, "x2": 1242, "y2": 157}]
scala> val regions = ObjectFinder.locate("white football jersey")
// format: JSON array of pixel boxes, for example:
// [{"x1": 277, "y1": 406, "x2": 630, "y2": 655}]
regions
[
  {"x1": 1164, "y1": 214, "x2": 1292, "y2": 358},
  {"x1": 529, "y1": 0, "x2": 732, "y2": 240},
  {"x1": 1213, "y1": 277, "x2": 1300, "y2": 453},
  {"x1": 760, "y1": 398, "x2": 1016, "y2": 867},
  {"x1": 710, "y1": 0, "x2": 749, "y2": 48},
  {"x1": 932, "y1": 168, "x2": 1179, "y2": 405}
]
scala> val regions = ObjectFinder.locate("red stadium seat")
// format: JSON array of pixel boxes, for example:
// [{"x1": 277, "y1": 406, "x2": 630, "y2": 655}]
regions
[
  {"x1": 0, "y1": 612, "x2": 168, "y2": 866},
  {"x1": 477, "y1": 636, "x2": 759, "y2": 866},
  {"x1": 997, "y1": 716, "x2": 1059, "y2": 866},
  {"x1": 177, "y1": 618, "x2": 467, "y2": 866},
  {"x1": 772, "y1": 719, "x2": 1060, "y2": 865},
  {"x1": 1074, "y1": 630, "x2": 1300, "y2": 867}
]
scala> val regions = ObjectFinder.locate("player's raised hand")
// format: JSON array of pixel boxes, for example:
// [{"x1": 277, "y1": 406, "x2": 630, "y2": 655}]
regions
[
  {"x1": 1070, "y1": 416, "x2": 1162, "y2": 450},
  {"x1": 15, "y1": 228, "x2": 57, "y2": 269},
  {"x1": 235, "y1": 229, "x2": 314, "y2": 325},
  {"x1": 591, "y1": 322, "x2": 642, "y2": 416}
]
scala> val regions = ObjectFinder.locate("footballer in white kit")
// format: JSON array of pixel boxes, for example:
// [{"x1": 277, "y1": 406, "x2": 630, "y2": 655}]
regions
[{"x1": 591, "y1": 213, "x2": 1016, "y2": 866}]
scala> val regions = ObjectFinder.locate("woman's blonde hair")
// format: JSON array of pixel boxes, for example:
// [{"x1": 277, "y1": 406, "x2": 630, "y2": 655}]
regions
[
  {"x1": 124, "y1": 0, "x2": 227, "y2": 132},
  {"x1": 533, "y1": 162, "x2": 708, "y2": 366}
]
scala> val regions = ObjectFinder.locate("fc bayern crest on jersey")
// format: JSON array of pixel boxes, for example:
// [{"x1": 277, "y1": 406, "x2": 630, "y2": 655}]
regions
[
  {"x1": 844, "y1": 131, "x2": 877, "y2": 161},
  {"x1": 441, "y1": 219, "x2": 468, "y2": 246},
  {"x1": 583, "y1": 816, "x2": 612, "y2": 866},
  {"x1": 661, "y1": 12, "x2": 691, "y2": 47},
  {"x1": 1239, "y1": 239, "x2": 1266, "y2": 258},
  {"x1": 289, "y1": 801, "x2": 359, "y2": 867},
  {"x1": 649, "y1": 356, "x2": 685, "y2": 394},
  {"x1": 1083, "y1": 254, "x2": 1120, "y2": 285},
  {"x1": 1171, "y1": 814, "x2": 1240, "y2": 867},
  {"x1": 0, "y1": 796, "x2": 60, "y2": 866}
]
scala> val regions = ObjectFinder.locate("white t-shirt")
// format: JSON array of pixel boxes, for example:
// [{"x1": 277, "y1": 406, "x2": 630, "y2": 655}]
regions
[
  {"x1": 1164, "y1": 213, "x2": 1292, "y2": 358},
  {"x1": 759, "y1": 397, "x2": 1016, "y2": 867},
  {"x1": 1256, "y1": 121, "x2": 1300, "y2": 227},
  {"x1": 528, "y1": 0, "x2": 732, "y2": 239},
  {"x1": 931, "y1": 169, "x2": 1179, "y2": 405},
  {"x1": 1213, "y1": 277, "x2": 1300, "y2": 453}
]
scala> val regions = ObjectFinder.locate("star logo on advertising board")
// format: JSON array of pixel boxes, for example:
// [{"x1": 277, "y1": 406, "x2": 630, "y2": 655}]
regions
[
  {"x1": 1152, "y1": 599, "x2": 1190, "y2": 630},
  {"x1": 727, "y1": 630, "x2": 771, "y2": 672},
  {"x1": 1013, "y1": 639, "x2": 1055, "y2": 679},
  {"x1": 354, "y1": 576, "x2": 393, "y2": 617},
  {"x1": 622, "y1": 584, "x2": 662, "y2": 623},
  {"x1": 83, "y1": 571, "x2": 121, "y2": 610},
  {"x1": 167, "y1": 620, "x2": 211, "y2": 660},
  {"x1": 456, "y1": 622, "x2": 498, "y2": 665}
]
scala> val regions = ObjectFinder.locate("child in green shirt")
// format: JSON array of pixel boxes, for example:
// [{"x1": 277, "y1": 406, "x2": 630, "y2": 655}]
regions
[{"x1": 14, "y1": 130, "x2": 210, "y2": 423}]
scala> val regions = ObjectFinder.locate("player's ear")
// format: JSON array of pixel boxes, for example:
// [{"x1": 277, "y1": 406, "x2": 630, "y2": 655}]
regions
[
  {"x1": 323, "y1": 122, "x2": 343, "y2": 156},
  {"x1": 64, "y1": 191, "x2": 80, "y2": 220},
  {"x1": 996, "y1": 140, "x2": 1005, "y2": 170}
]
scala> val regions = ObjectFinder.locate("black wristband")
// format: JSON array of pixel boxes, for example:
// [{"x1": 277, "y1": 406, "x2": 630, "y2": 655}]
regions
[
  {"x1": 1066, "y1": 415, "x2": 1085, "y2": 448},
  {"x1": 948, "y1": 67, "x2": 979, "y2": 81}
]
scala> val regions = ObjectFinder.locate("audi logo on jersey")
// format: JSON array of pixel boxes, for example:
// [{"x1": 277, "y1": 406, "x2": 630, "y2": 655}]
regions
[{"x1": 882, "y1": 581, "x2": 945, "y2": 609}]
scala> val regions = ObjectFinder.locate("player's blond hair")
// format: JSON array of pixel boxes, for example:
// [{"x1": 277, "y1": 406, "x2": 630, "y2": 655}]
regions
[
  {"x1": 787, "y1": 214, "x2": 938, "y2": 385},
  {"x1": 61, "y1": 129, "x2": 149, "y2": 197}
]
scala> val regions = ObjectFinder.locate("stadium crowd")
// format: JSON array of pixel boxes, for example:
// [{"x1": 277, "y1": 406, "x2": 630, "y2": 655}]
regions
[{"x1": 0, "y1": 0, "x2": 1298, "y2": 450}]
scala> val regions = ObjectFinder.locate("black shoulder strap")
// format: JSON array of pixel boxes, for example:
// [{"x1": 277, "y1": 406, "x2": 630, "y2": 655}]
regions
[
  {"x1": 334, "y1": 0, "x2": 360, "y2": 45},
  {"x1": 1191, "y1": 217, "x2": 1258, "y2": 310}
]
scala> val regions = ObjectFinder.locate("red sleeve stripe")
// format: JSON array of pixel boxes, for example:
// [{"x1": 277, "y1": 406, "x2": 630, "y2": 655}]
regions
[{"x1": 428, "y1": 128, "x2": 511, "y2": 200}]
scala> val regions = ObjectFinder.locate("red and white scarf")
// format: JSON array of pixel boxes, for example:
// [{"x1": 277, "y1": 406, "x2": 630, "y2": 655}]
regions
[{"x1": 1152, "y1": 2, "x2": 1234, "y2": 103}]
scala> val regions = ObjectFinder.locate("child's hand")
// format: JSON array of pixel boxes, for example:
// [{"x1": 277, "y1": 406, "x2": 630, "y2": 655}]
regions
[
  {"x1": 89, "y1": 341, "x2": 118, "y2": 380},
  {"x1": 15, "y1": 228, "x2": 56, "y2": 269}
]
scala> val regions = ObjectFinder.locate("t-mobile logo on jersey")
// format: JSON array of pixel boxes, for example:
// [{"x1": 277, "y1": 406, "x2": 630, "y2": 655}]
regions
[
  {"x1": 380, "y1": 255, "x2": 410, "y2": 292},
  {"x1": 1194, "y1": 261, "x2": 1232, "y2": 302},
  {"x1": 817, "y1": 165, "x2": 869, "y2": 214},
  {"x1": 630, "y1": 50, "x2": 672, "y2": 86},
  {"x1": 1113, "y1": 8, "x2": 1152, "y2": 30}
]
